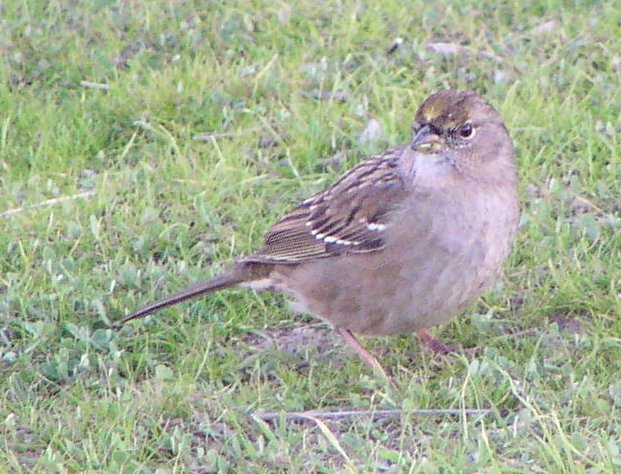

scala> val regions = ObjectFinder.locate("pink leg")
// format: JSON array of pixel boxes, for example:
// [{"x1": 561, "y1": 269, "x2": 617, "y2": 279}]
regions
[{"x1": 337, "y1": 328, "x2": 394, "y2": 386}]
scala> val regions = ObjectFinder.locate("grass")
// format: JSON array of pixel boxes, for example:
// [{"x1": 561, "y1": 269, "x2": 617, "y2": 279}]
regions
[{"x1": 1, "y1": 0, "x2": 620, "y2": 471}]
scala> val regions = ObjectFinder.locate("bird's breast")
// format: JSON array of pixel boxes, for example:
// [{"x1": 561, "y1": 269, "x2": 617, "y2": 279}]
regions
[{"x1": 270, "y1": 182, "x2": 519, "y2": 336}]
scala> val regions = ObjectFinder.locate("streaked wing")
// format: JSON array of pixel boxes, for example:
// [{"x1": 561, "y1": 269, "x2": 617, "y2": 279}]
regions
[{"x1": 241, "y1": 146, "x2": 408, "y2": 264}]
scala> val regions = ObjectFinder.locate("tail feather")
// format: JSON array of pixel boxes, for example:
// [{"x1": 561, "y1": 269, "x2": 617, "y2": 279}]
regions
[{"x1": 119, "y1": 269, "x2": 244, "y2": 325}]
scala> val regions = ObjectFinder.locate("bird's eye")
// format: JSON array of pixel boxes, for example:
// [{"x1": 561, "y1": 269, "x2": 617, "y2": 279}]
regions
[{"x1": 458, "y1": 123, "x2": 474, "y2": 139}]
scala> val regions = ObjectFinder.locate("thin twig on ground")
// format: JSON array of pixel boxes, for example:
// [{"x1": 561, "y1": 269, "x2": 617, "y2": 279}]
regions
[
  {"x1": 0, "y1": 190, "x2": 96, "y2": 218},
  {"x1": 251, "y1": 407, "x2": 493, "y2": 421},
  {"x1": 193, "y1": 126, "x2": 264, "y2": 141},
  {"x1": 80, "y1": 80, "x2": 110, "y2": 91}
]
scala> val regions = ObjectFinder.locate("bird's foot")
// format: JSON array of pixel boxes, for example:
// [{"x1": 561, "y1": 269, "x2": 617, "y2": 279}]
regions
[
  {"x1": 415, "y1": 329, "x2": 456, "y2": 355},
  {"x1": 337, "y1": 328, "x2": 397, "y2": 388}
]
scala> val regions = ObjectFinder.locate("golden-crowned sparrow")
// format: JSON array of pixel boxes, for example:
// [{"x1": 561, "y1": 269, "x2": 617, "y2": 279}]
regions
[{"x1": 120, "y1": 90, "x2": 519, "y2": 377}]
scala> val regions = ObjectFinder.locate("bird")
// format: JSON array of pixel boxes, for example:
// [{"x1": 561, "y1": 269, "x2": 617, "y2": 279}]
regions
[{"x1": 119, "y1": 90, "x2": 520, "y2": 380}]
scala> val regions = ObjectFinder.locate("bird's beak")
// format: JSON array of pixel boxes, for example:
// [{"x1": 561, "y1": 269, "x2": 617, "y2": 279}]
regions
[{"x1": 411, "y1": 125, "x2": 444, "y2": 153}]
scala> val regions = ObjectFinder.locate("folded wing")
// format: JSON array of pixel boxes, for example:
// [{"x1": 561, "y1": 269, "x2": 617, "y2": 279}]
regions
[{"x1": 242, "y1": 147, "x2": 408, "y2": 264}]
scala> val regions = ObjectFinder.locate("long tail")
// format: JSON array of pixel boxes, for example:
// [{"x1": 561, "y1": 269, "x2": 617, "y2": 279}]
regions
[{"x1": 118, "y1": 267, "x2": 245, "y2": 325}]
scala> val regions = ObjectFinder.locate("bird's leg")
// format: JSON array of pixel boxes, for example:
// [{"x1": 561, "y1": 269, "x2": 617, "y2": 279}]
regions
[
  {"x1": 415, "y1": 329, "x2": 455, "y2": 355},
  {"x1": 337, "y1": 328, "x2": 395, "y2": 386}
]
